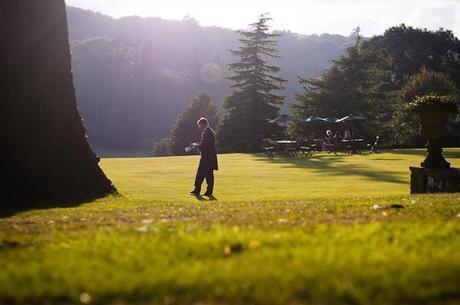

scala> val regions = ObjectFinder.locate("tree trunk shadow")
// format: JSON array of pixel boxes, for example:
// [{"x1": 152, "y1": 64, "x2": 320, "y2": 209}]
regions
[
  {"x1": 253, "y1": 153, "x2": 407, "y2": 185},
  {"x1": 0, "y1": 194, "x2": 115, "y2": 218}
]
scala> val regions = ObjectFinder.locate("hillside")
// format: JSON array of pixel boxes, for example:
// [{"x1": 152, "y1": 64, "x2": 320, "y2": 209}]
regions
[{"x1": 67, "y1": 7, "x2": 356, "y2": 151}]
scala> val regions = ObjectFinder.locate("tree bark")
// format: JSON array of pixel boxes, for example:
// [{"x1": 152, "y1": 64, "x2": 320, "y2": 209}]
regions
[{"x1": 0, "y1": 0, "x2": 116, "y2": 202}]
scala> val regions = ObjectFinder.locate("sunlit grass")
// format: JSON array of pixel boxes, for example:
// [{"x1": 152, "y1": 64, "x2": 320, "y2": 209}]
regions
[
  {"x1": 102, "y1": 149, "x2": 459, "y2": 202},
  {"x1": 1, "y1": 149, "x2": 459, "y2": 305}
]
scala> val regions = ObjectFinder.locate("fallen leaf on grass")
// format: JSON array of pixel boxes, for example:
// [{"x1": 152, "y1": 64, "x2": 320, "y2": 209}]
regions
[
  {"x1": 373, "y1": 204, "x2": 404, "y2": 211},
  {"x1": 224, "y1": 246, "x2": 231, "y2": 256},
  {"x1": 79, "y1": 292, "x2": 91, "y2": 304}
]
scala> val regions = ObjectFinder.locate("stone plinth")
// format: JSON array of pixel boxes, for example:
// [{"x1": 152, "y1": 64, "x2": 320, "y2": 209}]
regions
[{"x1": 410, "y1": 167, "x2": 460, "y2": 193}]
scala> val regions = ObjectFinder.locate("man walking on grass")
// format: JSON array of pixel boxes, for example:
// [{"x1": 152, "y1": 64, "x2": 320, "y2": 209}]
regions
[{"x1": 189, "y1": 117, "x2": 218, "y2": 197}]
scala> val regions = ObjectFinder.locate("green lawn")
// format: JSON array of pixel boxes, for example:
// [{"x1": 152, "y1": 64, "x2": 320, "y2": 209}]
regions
[{"x1": 1, "y1": 149, "x2": 460, "y2": 305}]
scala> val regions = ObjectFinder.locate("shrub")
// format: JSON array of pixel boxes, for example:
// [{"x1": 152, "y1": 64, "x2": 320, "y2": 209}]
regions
[
  {"x1": 153, "y1": 138, "x2": 172, "y2": 157},
  {"x1": 407, "y1": 94, "x2": 458, "y2": 113}
]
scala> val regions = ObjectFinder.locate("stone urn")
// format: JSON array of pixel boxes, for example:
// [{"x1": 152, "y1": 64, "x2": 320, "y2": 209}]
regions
[
  {"x1": 416, "y1": 105, "x2": 451, "y2": 169},
  {"x1": 409, "y1": 95, "x2": 459, "y2": 193},
  {"x1": 410, "y1": 95, "x2": 457, "y2": 169}
]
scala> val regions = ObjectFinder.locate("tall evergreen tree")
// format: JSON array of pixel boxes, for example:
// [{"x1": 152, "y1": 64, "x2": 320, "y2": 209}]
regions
[
  {"x1": 217, "y1": 14, "x2": 286, "y2": 152},
  {"x1": 1, "y1": 0, "x2": 115, "y2": 204}
]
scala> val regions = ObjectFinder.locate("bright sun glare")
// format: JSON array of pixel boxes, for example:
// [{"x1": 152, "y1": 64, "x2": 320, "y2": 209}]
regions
[{"x1": 66, "y1": 0, "x2": 460, "y2": 36}]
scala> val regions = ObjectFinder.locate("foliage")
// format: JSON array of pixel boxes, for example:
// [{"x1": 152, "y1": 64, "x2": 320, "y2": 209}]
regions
[
  {"x1": 407, "y1": 94, "x2": 458, "y2": 113},
  {"x1": 368, "y1": 24, "x2": 460, "y2": 88},
  {"x1": 152, "y1": 137, "x2": 172, "y2": 156},
  {"x1": 292, "y1": 44, "x2": 394, "y2": 140},
  {"x1": 167, "y1": 92, "x2": 220, "y2": 155},
  {"x1": 217, "y1": 14, "x2": 286, "y2": 152},
  {"x1": 1, "y1": 150, "x2": 460, "y2": 304},
  {"x1": 292, "y1": 25, "x2": 460, "y2": 147},
  {"x1": 394, "y1": 69, "x2": 458, "y2": 146},
  {"x1": 400, "y1": 68, "x2": 457, "y2": 103},
  {"x1": 68, "y1": 7, "x2": 355, "y2": 151},
  {"x1": 68, "y1": 9, "x2": 460, "y2": 150},
  {"x1": 72, "y1": 37, "x2": 159, "y2": 150}
]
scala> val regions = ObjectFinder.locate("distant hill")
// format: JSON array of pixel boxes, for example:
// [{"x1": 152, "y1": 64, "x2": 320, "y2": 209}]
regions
[{"x1": 66, "y1": 6, "x2": 356, "y2": 151}]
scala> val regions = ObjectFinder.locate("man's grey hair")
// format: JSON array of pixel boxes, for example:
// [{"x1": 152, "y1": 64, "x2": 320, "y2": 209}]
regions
[{"x1": 197, "y1": 117, "x2": 209, "y2": 126}]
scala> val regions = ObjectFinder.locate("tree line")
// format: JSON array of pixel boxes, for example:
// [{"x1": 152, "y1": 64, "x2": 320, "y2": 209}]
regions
[{"x1": 156, "y1": 19, "x2": 460, "y2": 155}]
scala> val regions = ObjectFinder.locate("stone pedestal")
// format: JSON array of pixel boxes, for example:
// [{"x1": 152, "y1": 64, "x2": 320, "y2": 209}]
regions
[{"x1": 410, "y1": 167, "x2": 460, "y2": 193}]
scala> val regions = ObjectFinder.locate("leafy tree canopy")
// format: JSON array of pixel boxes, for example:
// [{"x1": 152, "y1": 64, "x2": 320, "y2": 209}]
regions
[
  {"x1": 292, "y1": 25, "x2": 460, "y2": 146},
  {"x1": 167, "y1": 92, "x2": 220, "y2": 156}
]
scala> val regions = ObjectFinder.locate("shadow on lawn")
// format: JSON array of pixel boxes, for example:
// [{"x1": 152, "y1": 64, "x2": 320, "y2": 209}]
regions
[
  {"x1": 0, "y1": 196, "x2": 100, "y2": 218},
  {"x1": 377, "y1": 149, "x2": 426, "y2": 156},
  {"x1": 253, "y1": 153, "x2": 407, "y2": 184},
  {"x1": 193, "y1": 194, "x2": 218, "y2": 202},
  {"x1": 384, "y1": 148, "x2": 460, "y2": 159}
]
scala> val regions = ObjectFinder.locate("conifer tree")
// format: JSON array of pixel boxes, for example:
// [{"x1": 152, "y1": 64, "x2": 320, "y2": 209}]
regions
[{"x1": 217, "y1": 14, "x2": 286, "y2": 152}]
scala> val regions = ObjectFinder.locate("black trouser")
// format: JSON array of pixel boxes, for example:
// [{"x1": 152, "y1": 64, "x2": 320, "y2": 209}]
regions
[{"x1": 194, "y1": 164, "x2": 214, "y2": 194}]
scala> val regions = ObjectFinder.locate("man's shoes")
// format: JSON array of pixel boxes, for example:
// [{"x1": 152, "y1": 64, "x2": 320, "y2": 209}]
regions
[
  {"x1": 203, "y1": 192, "x2": 213, "y2": 197},
  {"x1": 190, "y1": 189, "x2": 200, "y2": 195}
]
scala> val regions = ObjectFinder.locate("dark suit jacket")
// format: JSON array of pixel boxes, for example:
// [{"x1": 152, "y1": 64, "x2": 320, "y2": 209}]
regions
[{"x1": 197, "y1": 127, "x2": 218, "y2": 171}]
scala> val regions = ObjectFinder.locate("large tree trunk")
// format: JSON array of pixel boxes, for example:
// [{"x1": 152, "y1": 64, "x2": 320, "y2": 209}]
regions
[{"x1": 0, "y1": 0, "x2": 115, "y2": 202}]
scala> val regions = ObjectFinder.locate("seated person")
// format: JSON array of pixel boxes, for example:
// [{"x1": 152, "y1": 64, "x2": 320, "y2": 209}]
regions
[
  {"x1": 344, "y1": 129, "x2": 352, "y2": 140},
  {"x1": 322, "y1": 130, "x2": 335, "y2": 152}
]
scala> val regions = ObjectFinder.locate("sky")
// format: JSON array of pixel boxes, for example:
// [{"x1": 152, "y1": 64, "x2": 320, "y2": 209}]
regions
[{"x1": 65, "y1": 0, "x2": 460, "y2": 37}]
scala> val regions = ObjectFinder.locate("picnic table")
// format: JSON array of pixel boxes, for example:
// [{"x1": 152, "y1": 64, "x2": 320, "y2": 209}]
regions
[
  {"x1": 264, "y1": 137, "x2": 368, "y2": 157},
  {"x1": 275, "y1": 140, "x2": 298, "y2": 155},
  {"x1": 306, "y1": 139, "x2": 323, "y2": 151},
  {"x1": 264, "y1": 140, "x2": 294, "y2": 157},
  {"x1": 265, "y1": 140, "x2": 313, "y2": 157},
  {"x1": 341, "y1": 138, "x2": 364, "y2": 154}
]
